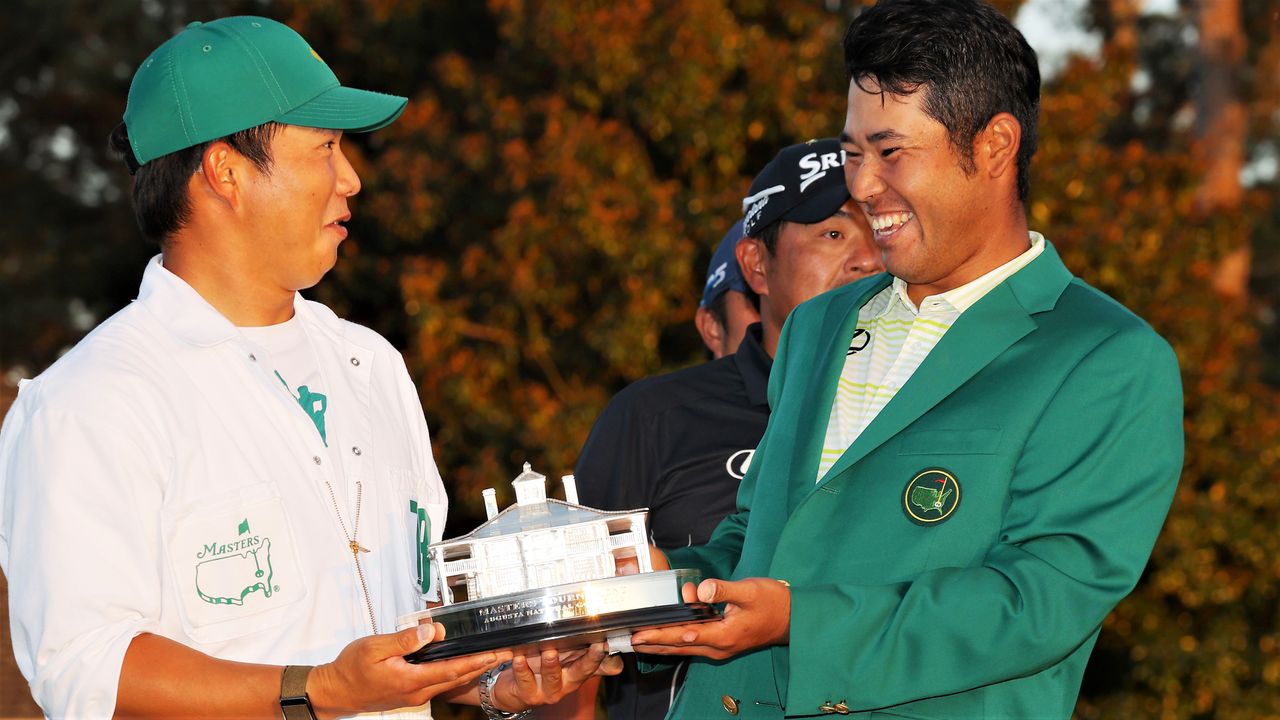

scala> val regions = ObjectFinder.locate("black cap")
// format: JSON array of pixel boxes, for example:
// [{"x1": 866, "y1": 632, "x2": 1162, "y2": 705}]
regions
[{"x1": 742, "y1": 138, "x2": 851, "y2": 238}]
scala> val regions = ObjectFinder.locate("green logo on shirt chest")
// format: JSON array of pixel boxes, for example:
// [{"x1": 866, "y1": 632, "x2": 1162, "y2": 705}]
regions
[
  {"x1": 275, "y1": 370, "x2": 328, "y2": 446},
  {"x1": 194, "y1": 518, "x2": 276, "y2": 605}
]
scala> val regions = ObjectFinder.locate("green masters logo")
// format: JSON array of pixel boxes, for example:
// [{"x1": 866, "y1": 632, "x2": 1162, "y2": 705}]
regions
[
  {"x1": 195, "y1": 519, "x2": 275, "y2": 606},
  {"x1": 902, "y1": 468, "x2": 961, "y2": 526}
]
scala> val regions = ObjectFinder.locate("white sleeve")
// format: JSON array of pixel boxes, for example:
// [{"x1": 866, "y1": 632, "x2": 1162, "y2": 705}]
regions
[{"x1": 0, "y1": 384, "x2": 166, "y2": 718}]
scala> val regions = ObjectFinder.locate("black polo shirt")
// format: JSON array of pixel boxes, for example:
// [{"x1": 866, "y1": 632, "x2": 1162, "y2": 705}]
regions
[{"x1": 575, "y1": 323, "x2": 772, "y2": 720}]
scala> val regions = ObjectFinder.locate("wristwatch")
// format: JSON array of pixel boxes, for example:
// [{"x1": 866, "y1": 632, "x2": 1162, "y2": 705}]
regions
[
  {"x1": 280, "y1": 665, "x2": 317, "y2": 720},
  {"x1": 478, "y1": 661, "x2": 531, "y2": 720}
]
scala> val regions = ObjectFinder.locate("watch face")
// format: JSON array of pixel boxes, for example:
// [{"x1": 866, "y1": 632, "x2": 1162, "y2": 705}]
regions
[{"x1": 280, "y1": 695, "x2": 315, "y2": 720}]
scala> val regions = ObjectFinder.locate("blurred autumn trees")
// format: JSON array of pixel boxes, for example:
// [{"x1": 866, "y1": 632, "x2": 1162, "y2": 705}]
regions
[
  {"x1": 2, "y1": 0, "x2": 1279, "y2": 718},
  {"x1": 284, "y1": 0, "x2": 857, "y2": 534},
  {"x1": 1039, "y1": 2, "x2": 1280, "y2": 717}
]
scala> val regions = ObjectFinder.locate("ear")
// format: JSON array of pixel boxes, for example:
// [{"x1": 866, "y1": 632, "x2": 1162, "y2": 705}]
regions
[
  {"x1": 196, "y1": 140, "x2": 242, "y2": 208},
  {"x1": 694, "y1": 307, "x2": 727, "y2": 359},
  {"x1": 978, "y1": 112, "x2": 1021, "y2": 183},
  {"x1": 736, "y1": 237, "x2": 770, "y2": 298}
]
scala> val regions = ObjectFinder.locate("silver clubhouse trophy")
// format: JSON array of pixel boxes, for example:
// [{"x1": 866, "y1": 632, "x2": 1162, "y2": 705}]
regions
[{"x1": 402, "y1": 463, "x2": 718, "y2": 662}]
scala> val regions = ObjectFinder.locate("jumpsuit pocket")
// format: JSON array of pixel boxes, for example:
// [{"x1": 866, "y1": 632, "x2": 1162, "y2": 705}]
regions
[{"x1": 163, "y1": 482, "x2": 309, "y2": 645}]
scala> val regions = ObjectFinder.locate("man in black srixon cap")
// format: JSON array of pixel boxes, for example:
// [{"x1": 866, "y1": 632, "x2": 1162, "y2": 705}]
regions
[
  {"x1": 547, "y1": 138, "x2": 881, "y2": 720},
  {"x1": 736, "y1": 138, "x2": 881, "y2": 358}
]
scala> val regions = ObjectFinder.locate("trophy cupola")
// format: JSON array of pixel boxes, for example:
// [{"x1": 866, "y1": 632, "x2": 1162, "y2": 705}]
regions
[{"x1": 512, "y1": 462, "x2": 547, "y2": 507}]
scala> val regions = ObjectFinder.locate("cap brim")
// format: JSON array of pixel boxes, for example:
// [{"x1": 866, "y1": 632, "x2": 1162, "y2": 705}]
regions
[
  {"x1": 278, "y1": 85, "x2": 407, "y2": 133},
  {"x1": 783, "y1": 183, "x2": 852, "y2": 225}
]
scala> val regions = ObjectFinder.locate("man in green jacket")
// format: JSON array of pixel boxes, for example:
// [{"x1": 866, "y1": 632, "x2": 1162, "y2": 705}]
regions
[{"x1": 630, "y1": 1, "x2": 1184, "y2": 718}]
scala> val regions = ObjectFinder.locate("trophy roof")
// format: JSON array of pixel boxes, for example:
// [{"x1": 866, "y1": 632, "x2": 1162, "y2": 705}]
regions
[
  {"x1": 437, "y1": 499, "x2": 647, "y2": 545},
  {"x1": 511, "y1": 462, "x2": 548, "y2": 507}
]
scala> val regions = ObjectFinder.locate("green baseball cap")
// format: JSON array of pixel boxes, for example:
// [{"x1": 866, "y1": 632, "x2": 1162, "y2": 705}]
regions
[{"x1": 123, "y1": 16, "x2": 407, "y2": 166}]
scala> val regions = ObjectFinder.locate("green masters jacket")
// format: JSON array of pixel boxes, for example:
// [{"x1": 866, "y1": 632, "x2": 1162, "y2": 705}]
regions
[{"x1": 664, "y1": 241, "x2": 1183, "y2": 719}]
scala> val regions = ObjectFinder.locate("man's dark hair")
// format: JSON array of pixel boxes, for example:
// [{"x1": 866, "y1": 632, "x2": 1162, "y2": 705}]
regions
[
  {"x1": 705, "y1": 289, "x2": 731, "y2": 333},
  {"x1": 749, "y1": 219, "x2": 783, "y2": 256},
  {"x1": 843, "y1": 0, "x2": 1040, "y2": 201},
  {"x1": 704, "y1": 285, "x2": 761, "y2": 332},
  {"x1": 108, "y1": 122, "x2": 282, "y2": 245}
]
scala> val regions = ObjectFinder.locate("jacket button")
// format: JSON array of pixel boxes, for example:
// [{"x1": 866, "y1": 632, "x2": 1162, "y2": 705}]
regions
[
  {"x1": 350, "y1": 357, "x2": 360, "y2": 367},
  {"x1": 721, "y1": 695, "x2": 739, "y2": 715},
  {"x1": 834, "y1": 700, "x2": 850, "y2": 715},
  {"x1": 819, "y1": 701, "x2": 837, "y2": 714}
]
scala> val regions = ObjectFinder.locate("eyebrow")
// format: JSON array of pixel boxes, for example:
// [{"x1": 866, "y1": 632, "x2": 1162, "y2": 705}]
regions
[{"x1": 840, "y1": 129, "x2": 907, "y2": 145}]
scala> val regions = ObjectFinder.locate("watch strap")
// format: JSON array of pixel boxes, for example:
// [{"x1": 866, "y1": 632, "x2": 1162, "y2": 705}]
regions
[
  {"x1": 280, "y1": 664, "x2": 316, "y2": 720},
  {"x1": 478, "y1": 662, "x2": 531, "y2": 720}
]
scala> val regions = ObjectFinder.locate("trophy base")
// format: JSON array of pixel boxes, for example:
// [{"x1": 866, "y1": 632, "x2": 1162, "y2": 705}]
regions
[
  {"x1": 404, "y1": 602, "x2": 717, "y2": 662},
  {"x1": 402, "y1": 569, "x2": 718, "y2": 662}
]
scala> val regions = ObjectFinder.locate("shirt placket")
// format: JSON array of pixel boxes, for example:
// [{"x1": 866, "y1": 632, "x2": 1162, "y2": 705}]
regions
[
  {"x1": 300, "y1": 329, "x2": 381, "y2": 635},
  {"x1": 869, "y1": 304, "x2": 916, "y2": 421},
  {"x1": 332, "y1": 345, "x2": 379, "y2": 634}
]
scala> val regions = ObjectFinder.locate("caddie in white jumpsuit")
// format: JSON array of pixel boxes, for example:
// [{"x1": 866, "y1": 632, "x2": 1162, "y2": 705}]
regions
[{"x1": 0, "y1": 15, "x2": 616, "y2": 720}]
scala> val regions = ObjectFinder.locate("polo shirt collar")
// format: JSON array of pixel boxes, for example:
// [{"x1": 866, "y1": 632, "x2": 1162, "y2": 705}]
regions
[
  {"x1": 137, "y1": 255, "x2": 340, "y2": 347},
  {"x1": 885, "y1": 231, "x2": 1046, "y2": 316},
  {"x1": 886, "y1": 280, "x2": 958, "y2": 317},
  {"x1": 733, "y1": 322, "x2": 772, "y2": 408}
]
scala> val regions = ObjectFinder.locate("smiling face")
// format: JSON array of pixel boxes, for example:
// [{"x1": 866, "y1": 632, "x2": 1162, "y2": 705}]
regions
[
  {"x1": 841, "y1": 80, "x2": 1024, "y2": 304},
  {"x1": 239, "y1": 124, "x2": 361, "y2": 292}
]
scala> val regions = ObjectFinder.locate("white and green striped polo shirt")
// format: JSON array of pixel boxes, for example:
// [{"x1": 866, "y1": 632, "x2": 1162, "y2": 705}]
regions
[{"x1": 815, "y1": 232, "x2": 1046, "y2": 481}]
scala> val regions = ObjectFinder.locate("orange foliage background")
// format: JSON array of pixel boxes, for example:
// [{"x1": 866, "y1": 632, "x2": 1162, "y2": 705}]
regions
[{"x1": 1, "y1": 1, "x2": 1277, "y2": 718}]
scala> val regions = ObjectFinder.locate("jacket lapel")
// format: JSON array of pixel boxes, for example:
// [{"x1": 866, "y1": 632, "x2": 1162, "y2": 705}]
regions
[
  {"x1": 809, "y1": 241, "x2": 1074, "y2": 495},
  {"x1": 784, "y1": 276, "x2": 891, "y2": 511}
]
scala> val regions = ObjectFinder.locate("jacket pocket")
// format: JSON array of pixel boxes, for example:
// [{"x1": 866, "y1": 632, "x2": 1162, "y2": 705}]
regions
[{"x1": 896, "y1": 428, "x2": 1003, "y2": 456}]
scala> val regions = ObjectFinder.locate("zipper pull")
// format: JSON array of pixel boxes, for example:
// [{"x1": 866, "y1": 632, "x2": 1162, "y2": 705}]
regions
[{"x1": 350, "y1": 540, "x2": 370, "y2": 556}]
